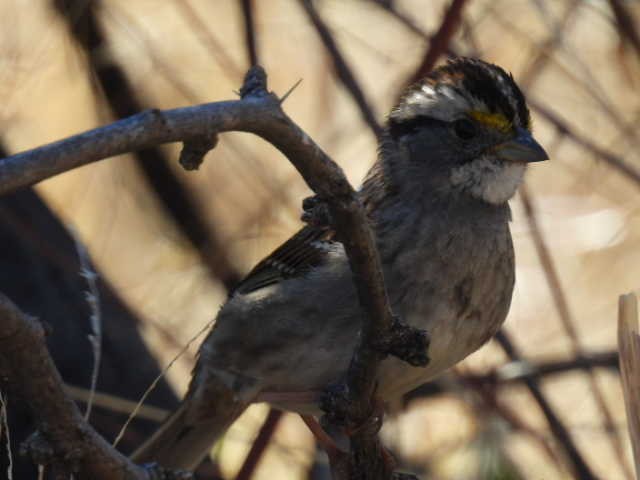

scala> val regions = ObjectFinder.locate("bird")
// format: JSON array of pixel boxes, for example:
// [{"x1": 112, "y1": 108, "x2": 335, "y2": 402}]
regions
[{"x1": 131, "y1": 57, "x2": 548, "y2": 470}]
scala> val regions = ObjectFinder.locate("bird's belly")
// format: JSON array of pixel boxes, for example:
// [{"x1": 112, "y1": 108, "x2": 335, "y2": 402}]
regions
[
  {"x1": 376, "y1": 277, "x2": 510, "y2": 397},
  {"x1": 376, "y1": 308, "x2": 499, "y2": 398}
]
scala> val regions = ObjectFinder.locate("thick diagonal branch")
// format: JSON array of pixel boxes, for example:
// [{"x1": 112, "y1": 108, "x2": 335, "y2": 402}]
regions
[
  {"x1": 0, "y1": 293, "x2": 148, "y2": 480},
  {"x1": 0, "y1": 66, "x2": 427, "y2": 478}
]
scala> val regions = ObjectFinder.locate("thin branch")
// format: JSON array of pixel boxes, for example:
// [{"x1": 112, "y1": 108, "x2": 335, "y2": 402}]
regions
[
  {"x1": 405, "y1": 349, "x2": 620, "y2": 403},
  {"x1": 171, "y1": 0, "x2": 244, "y2": 81},
  {"x1": 241, "y1": 0, "x2": 259, "y2": 66},
  {"x1": 0, "y1": 392, "x2": 13, "y2": 480},
  {"x1": 487, "y1": 3, "x2": 640, "y2": 150},
  {"x1": 65, "y1": 384, "x2": 168, "y2": 423},
  {"x1": 299, "y1": 0, "x2": 383, "y2": 140},
  {"x1": 234, "y1": 409, "x2": 283, "y2": 480},
  {"x1": 517, "y1": 0, "x2": 581, "y2": 90},
  {"x1": 406, "y1": 0, "x2": 470, "y2": 83},
  {"x1": 370, "y1": 0, "x2": 432, "y2": 39},
  {"x1": 72, "y1": 231, "x2": 103, "y2": 423},
  {"x1": 529, "y1": 99, "x2": 640, "y2": 188},
  {"x1": 520, "y1": 184, "x2": 632, "y2": 479},
  {"x1": 464, "y1": 377, "x2": 564, "y2": 472},
  {"x1": 113, "y1": 318, "x2": 215, "y2": 448},
  {"x1": 608, "y1": 0, "x2": 640, "y2": 60},
  {"x1": 0, "y1": 66, "x2": 422, "y2": 478},
  {"x1": 495, "y1": 331, "x2": 599, "y2": 480},
  {"x1": 0, "y1": 293, "x2": 147, "y2": 480}
]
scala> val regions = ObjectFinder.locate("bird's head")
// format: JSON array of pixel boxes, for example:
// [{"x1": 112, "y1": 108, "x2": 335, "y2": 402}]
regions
[{"x1": 384, "y1": 57, "x2": 548, "y2": 205}]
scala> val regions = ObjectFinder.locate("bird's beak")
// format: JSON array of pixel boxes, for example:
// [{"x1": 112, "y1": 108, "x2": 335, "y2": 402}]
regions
[{"x1": 493, "y1": 128, "x2": 549, "y2": 163}]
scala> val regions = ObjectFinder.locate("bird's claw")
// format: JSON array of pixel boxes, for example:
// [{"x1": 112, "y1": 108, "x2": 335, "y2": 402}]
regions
[
  {"x1": 374, "y1": 315, "x2": 430, "y2": 367},
  {"x1": 301, "y1": 195, "x2": 333, "y2": 228},
  {"x1": 319, "y1": 382, "x2": 350, "y2": 428}
]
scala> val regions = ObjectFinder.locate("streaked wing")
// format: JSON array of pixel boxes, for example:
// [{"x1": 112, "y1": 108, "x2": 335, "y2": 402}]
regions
[{"x1": 231, "y1": 225, "x2": 335, "y2": 295}]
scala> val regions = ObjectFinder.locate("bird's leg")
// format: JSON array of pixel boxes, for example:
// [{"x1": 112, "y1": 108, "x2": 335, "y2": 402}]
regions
[
  {"x1": 301, "y1": 195, "x2": 333, "y2": 228},
  {"x1": 300, "y1": 414, "x2": 354, "y2": 477},
  {"x1": 300, "y1": 414, "x2": 347, "y2": 459},
  {"x1": 318, "y1": 384, "x2": 396, "y2": 472},
  {"x1": 343, "y1": 393, "x2": 385, "y2": 438}
]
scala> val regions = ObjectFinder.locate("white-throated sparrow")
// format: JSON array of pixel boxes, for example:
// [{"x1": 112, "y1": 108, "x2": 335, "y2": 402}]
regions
[{"x1": 133, "y1": 57, "x2": 548, "y2": 470}]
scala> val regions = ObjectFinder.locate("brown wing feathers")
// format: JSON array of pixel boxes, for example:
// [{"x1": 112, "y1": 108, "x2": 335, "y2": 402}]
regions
[{"x1": 232, "y1": 225, "x2": 334, "y2": 295}]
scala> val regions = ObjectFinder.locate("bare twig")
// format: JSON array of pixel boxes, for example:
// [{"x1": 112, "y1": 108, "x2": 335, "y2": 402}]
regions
[
  {"x1": 618, "y1": 293, "x2": 640, "y2": 478},
  {"x1": 608, "y1": 0, "x2": 640, "y2": 60},
  {"x1": 529, "y1": 99, "x2": 640, "y2": 188},
  {"x1": 72, "y1": 232, "x2": 103, "y2": 423},
  {"x1": 406, "y1": 0, "x2": 470, "y2": 83},
  {"x1": 495, "y1": 331, "x2": 598, "y2": 480},
  {"x1": 299, "y1": 0, "x2": 383, "y2": 140},
  {"x1": 241, "y1": 0, "x2": 259, "y2": 66},
  {"x1": 464, "y1": 378, "x2": 564, "y2": 471},
  {"x1": 517, "y1": 0, "x2": 581, "y2": 90},
  {"x1": 53, "y1": 0, "x2": 244, "y2": 292},
  {"x1": 488, "y1": 3, "x2": 640, "y2": 150},
  {"x1": 0, "y1": 65, "x2": 427, "y2": 479},
  {"x1": 113, "y1": 318, "x2": 214, "y2": 448},
  {"x1": 371, "y1": 0, "x2": 434, "y2": 43},
  {"x1": 520, "y1": 185, "x2": 632, "y2": 479},
  {"x1": 65, "y1": 384, "x2": 169, "y2": 423},
  {"x1": 406, "y1": 349, "x2": 620, "y2": 402},
  {"x1": 0, "y1": 392, "x2": 13, "y2": 480},
  {"x1": 234, "y1": 409, "x2": 283, "y2": 480},
  {"x1": 0, "y1": 293, "x2": 147, "y2": 479},
  {"x1": 171, "y1": 0, "x2": 244, "y2": 80}
]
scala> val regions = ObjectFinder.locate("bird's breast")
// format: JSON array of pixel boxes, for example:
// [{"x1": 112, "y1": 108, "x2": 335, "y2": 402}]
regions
[{"x1": 375, "y1": 213, "x2": 515, "y2": 397}]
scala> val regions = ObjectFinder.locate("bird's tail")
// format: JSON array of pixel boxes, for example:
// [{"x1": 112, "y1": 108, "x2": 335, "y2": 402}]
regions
[{"x1": 130, "y1": 396, "x2": 247, "y2": 471}]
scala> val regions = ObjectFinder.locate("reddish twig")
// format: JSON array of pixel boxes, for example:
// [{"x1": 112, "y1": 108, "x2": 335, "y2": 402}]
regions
[
  {"x1": 529, "y1": 99, "x2": 640, "y2": 188},
  {"x1": 234, "y1": 409, "x2": 283, "y2": 480},
  {"x1": 299, "y1": 0, "x2": 383, "y2": 140},
  {"x1": 407, "y1": 0, "x2": 470, "y2": 83},
  {"x1": 495, "y1": 331, "x2": 598, "y2": 480},
  {"x1": 608, "y1": 0, "x2": 640, "y2": 59},
  {"x1": 520, "y1": 184, "x2": 633, "y2": 479}
]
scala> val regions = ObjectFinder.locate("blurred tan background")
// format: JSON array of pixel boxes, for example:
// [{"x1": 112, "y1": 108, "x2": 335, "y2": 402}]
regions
[{"x1": 1, "y1": 0, "x2": 639, "y2": 479}]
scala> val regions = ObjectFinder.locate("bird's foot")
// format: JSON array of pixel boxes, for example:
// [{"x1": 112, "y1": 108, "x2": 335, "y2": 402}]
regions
[
  {"x1": 301, "y1": 195, "x2": 333, "y2": 228},
  {"x1": 319, "y1": 381, "x2": 350, "y2": 427},
  {"x1": 373, "y1": 315, "x2": 430, "y2": 367},
  {"x1": 300, "y1": 414, "x2": 347, "y2": 459}
]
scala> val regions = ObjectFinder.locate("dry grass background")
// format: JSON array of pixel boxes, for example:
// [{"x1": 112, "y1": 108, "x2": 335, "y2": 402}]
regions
[{"x1": 1, "y1": 0, "x2": 639, "y2": 479}]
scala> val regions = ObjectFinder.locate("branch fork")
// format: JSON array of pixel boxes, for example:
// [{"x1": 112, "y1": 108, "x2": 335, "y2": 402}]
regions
[{"x1": 0, "y1": 66, "x2": 426, "y2": 479}]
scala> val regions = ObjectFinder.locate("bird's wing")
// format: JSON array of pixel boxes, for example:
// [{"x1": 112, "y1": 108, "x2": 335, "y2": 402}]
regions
[{"x1": 231, "y1": 225, "x2": 336, "y2": 295}]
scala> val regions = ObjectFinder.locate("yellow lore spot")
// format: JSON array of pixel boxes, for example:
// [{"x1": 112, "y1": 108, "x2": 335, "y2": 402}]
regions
[{"x1": 469, "y1": 110, "x2": 513, "y2": 133}]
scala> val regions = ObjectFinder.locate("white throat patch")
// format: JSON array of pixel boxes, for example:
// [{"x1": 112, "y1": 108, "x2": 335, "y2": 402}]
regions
[{"x1": 450, "y1": 157, "x2": 525, "y2": 205}]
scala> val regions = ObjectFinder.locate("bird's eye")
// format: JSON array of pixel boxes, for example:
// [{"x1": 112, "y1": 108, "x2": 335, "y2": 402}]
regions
[{"x1": 453, "y1": 119, "x2": 476, "y2": 140}]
